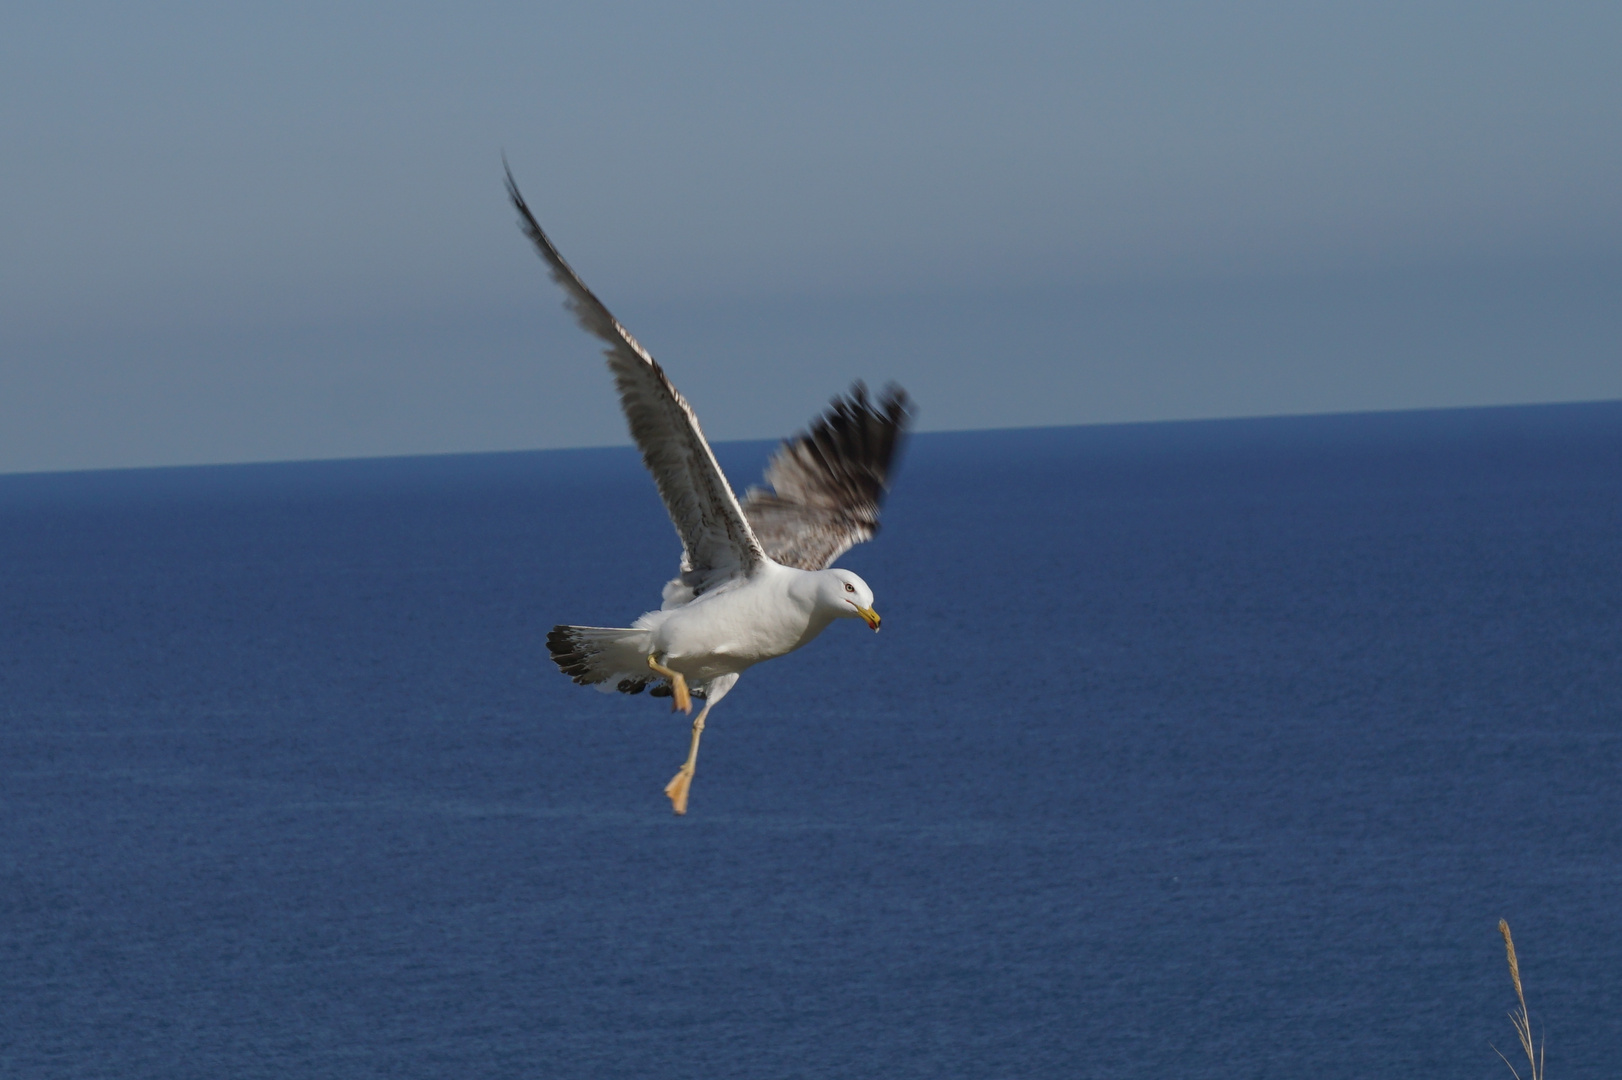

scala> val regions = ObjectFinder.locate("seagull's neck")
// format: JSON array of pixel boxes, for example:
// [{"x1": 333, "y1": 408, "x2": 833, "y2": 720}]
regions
[
  {"x1": 777, "y1": 564, "x2": 838, "y2": 627},
  {"x1": 778, "y1": 563, "x2": 820, "y2": 602}
]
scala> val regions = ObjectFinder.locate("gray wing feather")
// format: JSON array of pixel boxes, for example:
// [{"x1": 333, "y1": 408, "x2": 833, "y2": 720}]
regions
[
  {"x1": 742, "y1": 383, "x2": 912, "y2": 570},
  {"x1": 506, "y1": 167, "x2": 765, "y2": 585}
]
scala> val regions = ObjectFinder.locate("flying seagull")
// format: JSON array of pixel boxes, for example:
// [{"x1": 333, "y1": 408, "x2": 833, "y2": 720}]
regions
[{"x1": 506, "y1": 167, "x2": 911, "y2": 814}]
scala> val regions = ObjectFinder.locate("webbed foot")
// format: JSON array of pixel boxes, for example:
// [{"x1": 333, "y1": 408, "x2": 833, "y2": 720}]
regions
[{"x1": 662, "y1": 700, "x2": 711, "y2": 815}]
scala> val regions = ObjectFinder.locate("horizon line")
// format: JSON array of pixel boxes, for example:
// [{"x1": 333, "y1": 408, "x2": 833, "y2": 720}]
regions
[{"x1": 2, "y1": 395, "x2": 1618, "y2": 482}]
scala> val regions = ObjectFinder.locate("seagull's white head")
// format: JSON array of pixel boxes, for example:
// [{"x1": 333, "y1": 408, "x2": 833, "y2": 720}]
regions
[{"x1": 817, "y1": 569, "x2": 881, "y2": 631}]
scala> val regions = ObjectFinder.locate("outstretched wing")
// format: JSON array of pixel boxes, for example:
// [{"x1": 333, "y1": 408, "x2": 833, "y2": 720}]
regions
[
  {"x1": 741, "y1": 383, "x2": 912, "y2": 570},
  {"x1": 506, "y1": 167, "x2": 765, "y2": 586}
]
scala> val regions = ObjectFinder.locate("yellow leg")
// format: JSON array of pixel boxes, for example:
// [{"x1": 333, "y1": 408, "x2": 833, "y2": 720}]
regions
[
  {"x1": 663, "y1": 700, "x2": 712, "y2": 815},
  {"x1": 647, "y1": 655, "x2": 691, "y2": 714}
]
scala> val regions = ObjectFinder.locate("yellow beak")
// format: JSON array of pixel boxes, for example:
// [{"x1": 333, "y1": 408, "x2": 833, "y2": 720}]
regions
[{"x1": 855, "y1": 605, "x2": 881, "y2": 631}]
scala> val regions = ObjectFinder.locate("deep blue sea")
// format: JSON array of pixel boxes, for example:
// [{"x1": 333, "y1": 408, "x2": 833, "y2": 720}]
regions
[{"x1": 3, "y1": 402, "x2": 1620, "y2": 1079}]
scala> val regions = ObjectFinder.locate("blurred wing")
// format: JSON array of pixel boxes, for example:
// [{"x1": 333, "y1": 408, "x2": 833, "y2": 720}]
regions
[
  {"x1": 741, "y1": 383, "x2": 912, "y2": 570},
  {"x1": 506, "y1": 167, "x2": 764, "y2": 584}
]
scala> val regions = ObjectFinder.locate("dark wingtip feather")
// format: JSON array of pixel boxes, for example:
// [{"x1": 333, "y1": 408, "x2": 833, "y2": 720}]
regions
[
  {"x1": 739, "y1": 381, "x2": 913, "y2": 569},
  {"x1": 805, "y1": 379, "x2": 914, "y2": 505}
]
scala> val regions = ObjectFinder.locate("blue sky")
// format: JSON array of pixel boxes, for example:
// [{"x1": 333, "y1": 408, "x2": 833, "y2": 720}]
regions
[{"x1": 3, "y1": 1, "x2": 1619, "y2": 472}]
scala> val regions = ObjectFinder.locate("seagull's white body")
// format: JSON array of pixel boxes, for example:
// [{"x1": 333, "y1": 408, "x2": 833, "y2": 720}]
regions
[
  {"x1": 640, "y1": 561, "x2": 874, "y2": 684},
  {"x1": 506, "y1": 166, "x2": 908, "y2": 813}
]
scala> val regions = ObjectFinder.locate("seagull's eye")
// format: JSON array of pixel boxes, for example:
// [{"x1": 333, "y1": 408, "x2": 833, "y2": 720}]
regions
[{"x1": 844, "y1": 583, "x2": 855, "y2": 593}]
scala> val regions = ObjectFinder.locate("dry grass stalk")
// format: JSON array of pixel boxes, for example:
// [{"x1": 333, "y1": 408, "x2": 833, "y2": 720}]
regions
[{"x1": 1493, "y1": 919, "x2": 1544, "y2": 1080}]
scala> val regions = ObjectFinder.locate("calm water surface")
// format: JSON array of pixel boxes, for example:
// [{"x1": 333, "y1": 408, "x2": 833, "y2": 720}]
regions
[{"x1": 2, "y1": 403, "x2": 1620, "y2": 1078}]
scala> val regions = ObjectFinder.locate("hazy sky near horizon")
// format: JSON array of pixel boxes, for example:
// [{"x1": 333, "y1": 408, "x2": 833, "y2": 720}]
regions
[{"x1": 4, "y1": 1, "x2": 1620, "y2": 472}]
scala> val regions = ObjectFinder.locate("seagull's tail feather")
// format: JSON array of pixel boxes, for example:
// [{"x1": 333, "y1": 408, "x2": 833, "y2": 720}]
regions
[{"x1": 546, "y1": 625, "x2": 658, "y2": 695}]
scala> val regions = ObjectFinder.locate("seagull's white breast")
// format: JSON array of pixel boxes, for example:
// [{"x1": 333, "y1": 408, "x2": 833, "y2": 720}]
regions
[{"x1": 649, "y1": 563, "x2": 834, "y2": 681}]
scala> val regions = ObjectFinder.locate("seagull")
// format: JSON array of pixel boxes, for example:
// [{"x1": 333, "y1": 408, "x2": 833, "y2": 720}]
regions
[{"x1": 506, "y1": 168, "x2": 912, "y2": 814}]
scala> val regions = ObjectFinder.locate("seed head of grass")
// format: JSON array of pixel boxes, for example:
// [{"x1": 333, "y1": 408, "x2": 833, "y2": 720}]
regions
[{"x1": 1492, "y1": 920, "x2": 1544, "y2": 1080}]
